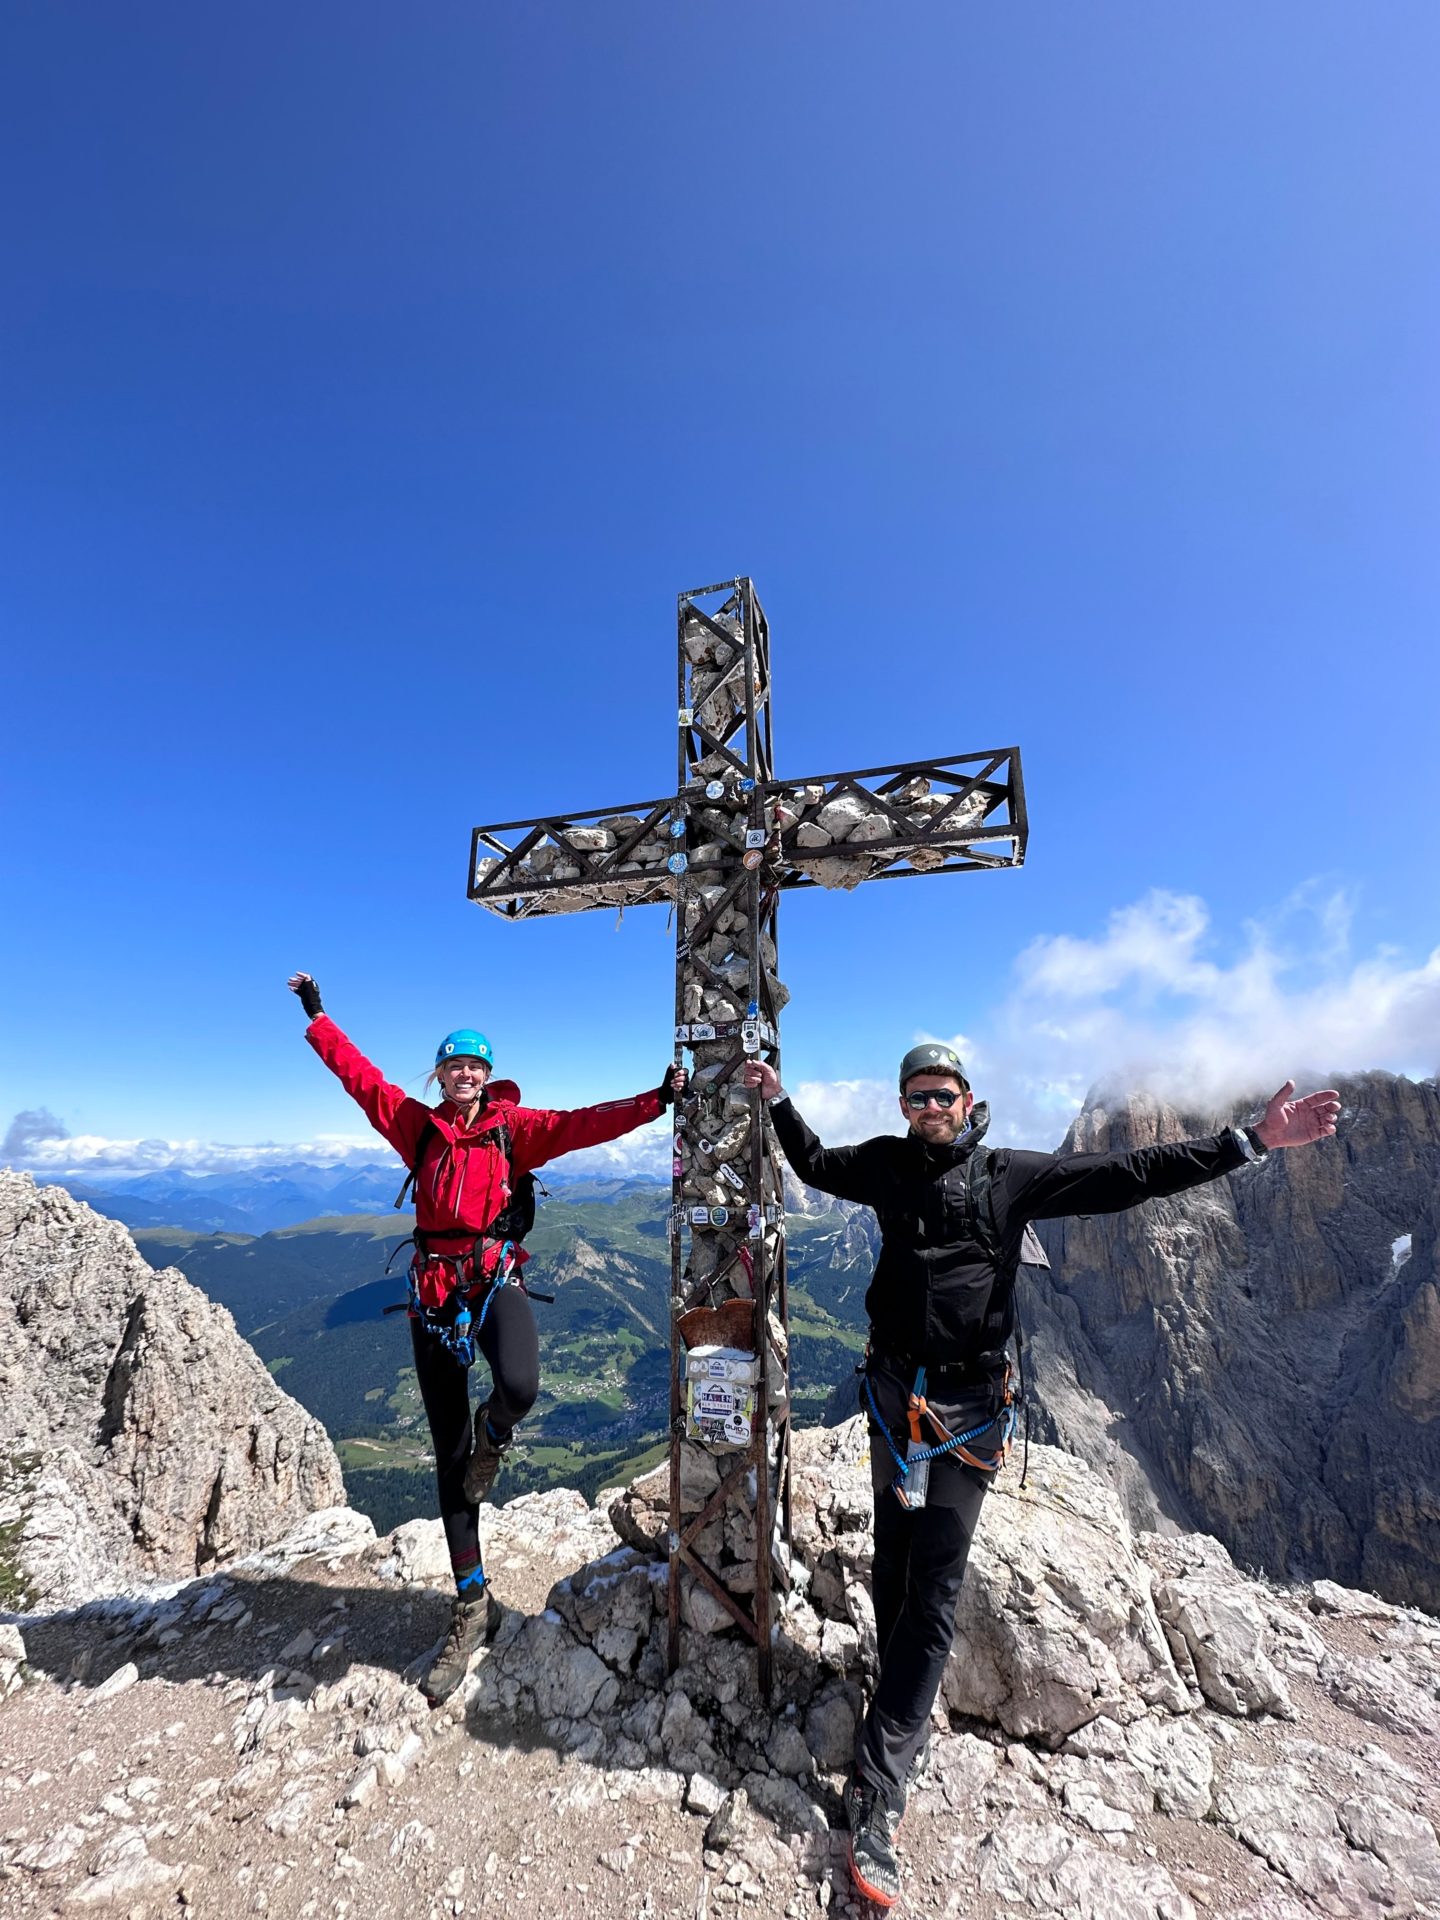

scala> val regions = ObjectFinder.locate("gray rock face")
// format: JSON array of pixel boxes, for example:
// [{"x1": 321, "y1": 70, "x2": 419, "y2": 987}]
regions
[
  {"x1": 1024, "y1": 1070, "x2": 1440, "y2": 1611},
  {"x1": 0, "y1": 1170, "x2": 345, "y2": 1606}
]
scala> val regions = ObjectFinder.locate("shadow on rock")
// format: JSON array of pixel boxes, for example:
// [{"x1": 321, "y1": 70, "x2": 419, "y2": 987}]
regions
[{"x1": 16, "y1": 1568, "x2": 453, "y2": 1697}]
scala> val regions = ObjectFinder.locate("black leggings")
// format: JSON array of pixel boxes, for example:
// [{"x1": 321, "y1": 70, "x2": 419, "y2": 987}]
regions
[
  {"x1": 409, "y1": 1285, "x2": 540, "y2": 1580},
  {"x1": 856, "y1": 1463, "x2": 990, "y2": 1808}
]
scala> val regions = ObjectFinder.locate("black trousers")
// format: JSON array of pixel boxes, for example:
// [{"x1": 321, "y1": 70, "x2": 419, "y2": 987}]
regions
[
  {"x1": 409, "y1": 1285, "x2": 539, "y2": 1580},
  {"x1": 856, "y1": 1359, "x2": 994, "y2": 1808}
]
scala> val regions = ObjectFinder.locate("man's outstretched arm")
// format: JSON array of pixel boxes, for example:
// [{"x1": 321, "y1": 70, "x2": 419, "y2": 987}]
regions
[
  {"x1": 1003, "y1": 1080, "x2": 1341, "y2": 1224},
  {"x1": 742, "y1": 1060, "x2": 880, "y2": 1206}
]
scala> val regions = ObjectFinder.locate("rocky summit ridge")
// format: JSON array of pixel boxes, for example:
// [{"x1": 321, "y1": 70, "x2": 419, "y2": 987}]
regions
[{"x1": 3, "y1": 1149, "x2": 1440, "y2": 1918}]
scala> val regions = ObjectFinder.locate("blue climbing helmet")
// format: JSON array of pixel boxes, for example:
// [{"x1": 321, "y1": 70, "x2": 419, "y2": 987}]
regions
[{"x1": 435, "y1": 1029, "x2": 494, "y2": 1069}]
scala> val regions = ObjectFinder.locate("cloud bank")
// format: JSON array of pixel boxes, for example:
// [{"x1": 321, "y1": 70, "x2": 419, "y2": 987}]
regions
[
  {"x1": 6, "y1": 887, "x2": 1436, "y2": 1172},
  {"x1": 9, "y1": 1132, "x2": 397, "y2": 1180},
  {"x1": 973, "y1": 886, "x2": 1440, "y2": 1140}
]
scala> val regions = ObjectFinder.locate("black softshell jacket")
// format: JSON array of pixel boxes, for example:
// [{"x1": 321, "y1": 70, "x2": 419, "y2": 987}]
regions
[{"x1": 770, "y1": 1096, "x2": 1249, "y2": 1382}]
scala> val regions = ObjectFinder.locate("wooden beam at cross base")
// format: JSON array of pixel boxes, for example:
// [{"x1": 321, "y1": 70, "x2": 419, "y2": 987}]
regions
[{"x1": 464, "y1": 575, "x2": 1029, "y2": 1700}]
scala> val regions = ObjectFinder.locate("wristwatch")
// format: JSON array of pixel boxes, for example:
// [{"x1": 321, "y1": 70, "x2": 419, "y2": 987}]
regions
[{"x1": 1233, "y1": 1125, "x2": 1269, "y2": 1163}]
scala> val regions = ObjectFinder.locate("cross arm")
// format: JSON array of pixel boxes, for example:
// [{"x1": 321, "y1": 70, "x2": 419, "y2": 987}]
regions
[
  {"x1": 468, "y1": 784, "x2": 785, "y2": 917},
  {"x1": 468, "y1": 794, "x2": 682, "y2": 919},
  {"x1": 468, "y1": 748, "x2": 1027, "y2": 917},
  {"x1": 764, "y1": 748, "x2": 1027, "y2": 893}
]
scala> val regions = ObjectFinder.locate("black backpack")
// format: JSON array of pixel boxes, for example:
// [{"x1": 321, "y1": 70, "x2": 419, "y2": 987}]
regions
[{"x1": 392, "y1": 1118, "x2": 540, "y2": 1245}]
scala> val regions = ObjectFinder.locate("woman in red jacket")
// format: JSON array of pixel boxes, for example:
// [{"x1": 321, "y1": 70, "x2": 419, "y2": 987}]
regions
[{"x1": 287, "y1": 972, "x2": 684, "y2": 1703}]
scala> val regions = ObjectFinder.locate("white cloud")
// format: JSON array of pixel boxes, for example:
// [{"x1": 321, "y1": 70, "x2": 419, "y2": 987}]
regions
[
  {"x1": 788, "y1": 1078, "x2": 905, "y2": 1142},
  {"x1": 2, "y1": 1108, "x2": 69, "y2": 1159},
  {"x1": 556, "y1": 1117, "x2": 672, "y2": 1180},
  {"x1": 3, "y1": 1117, "x2": 681, "y2": 1185},
  {"x1": 945, "y1": 886, "x2": 1440, "y2": 1144},
  {"x1": 9, "y1": 1132, "x2": 393, "y2": 1179}
]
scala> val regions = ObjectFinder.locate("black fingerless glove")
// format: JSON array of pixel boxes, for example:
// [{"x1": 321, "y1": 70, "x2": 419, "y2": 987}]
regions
[
  {"x1": 655, "y1": 1064, "x2": 681, "y2": 1108},
  {"x1": 297, "y1": 977, "x2": 324, "y2": 1020}
]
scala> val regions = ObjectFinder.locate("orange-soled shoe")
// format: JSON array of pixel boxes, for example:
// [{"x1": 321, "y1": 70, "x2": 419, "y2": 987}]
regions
[{"x1": 846, "y1": 1776, "x2": 902, "y2": 1908}]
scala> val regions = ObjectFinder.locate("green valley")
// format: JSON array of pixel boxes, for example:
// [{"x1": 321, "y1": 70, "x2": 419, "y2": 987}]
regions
[{"x1": 136, "y1": 1188, "x2": 872, "y2": 1537}]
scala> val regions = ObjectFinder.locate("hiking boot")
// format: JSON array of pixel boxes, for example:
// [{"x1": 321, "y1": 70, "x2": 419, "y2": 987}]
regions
[
  {"x1": 846, "y1": 1776, "x2": 902, "y2": 1908},
  {"x1": 422, "y1": 1587, "x2": 501, "y2": 1706},
  {"x1": 461, "y1": 1412, "x2": 509, "y2": 1504}
]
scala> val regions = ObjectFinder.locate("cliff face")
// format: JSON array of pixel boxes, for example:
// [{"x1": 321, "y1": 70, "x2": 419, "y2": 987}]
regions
[
  {"x1": 1025, "y1": 1071, "x2": 1440, "y2": 1610},
  {"x1": 0, "y1": 1169, "x2": 346, "y2": 1607}
]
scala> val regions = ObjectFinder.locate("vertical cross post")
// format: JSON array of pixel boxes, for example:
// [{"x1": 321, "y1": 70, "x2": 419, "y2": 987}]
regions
[{"x1": 667, "y1": 581, "x2": 789, "y2": 1694}]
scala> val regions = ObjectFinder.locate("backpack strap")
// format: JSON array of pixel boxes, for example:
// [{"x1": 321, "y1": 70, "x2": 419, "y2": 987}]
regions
[
  {"x1": 954, "y1": 1143, "x2": 1043, "y2": 1484},
  {"x1": 393, "y1": 1118, "x2": 441, "y2": 1212},
  {"x1": 963, "y1": 1143, "x2": 1023, "y2": 1350},
  {"x1": 961, "y1": 1143, "x2": 1001, "y2": 1265}
]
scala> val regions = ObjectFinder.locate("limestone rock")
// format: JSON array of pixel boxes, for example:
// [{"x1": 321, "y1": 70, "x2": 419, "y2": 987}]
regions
[
  {"x1": 64, "y1": 1828, "x2": 184, "y2": 1908},
  {"x1": 685, "y1": 1771, "x2": 726, "y2": 1817},
  {"x1": 968, "y1": 1811, "x2": 1197, "y2": 1920},
  {"x1": 940, "y1": 1446, "x2": 1190, "y2": 1740},
  {"x1": 0, "y1": 1622, "x2": 26, "y2": 1702},
  {"x1": 1147, "y1": 1553, "x2": 1295, "y2": 1718},
  {"x1": 1317, "y1": 1645, "x2": 1440, "y2": 1737},
  {"x1": 0, "y1": 1171, "x2": 344, "y2": 1607},
  {"x1": 816, "y1": 793, "x2": 880, "y2": 842},
  {"x1": 791, "y1": 853, "x2": 880, "y2": 892},
  {"x1": 802, "y1": 1687, "x2": 857, "y2": 1771},
  {"x1": 2, "y1": 1409, "x2": 1437, "y2": 1920},
  {"x1": 382, "y1": 1516, "x2": 451, "y2": 1586}
]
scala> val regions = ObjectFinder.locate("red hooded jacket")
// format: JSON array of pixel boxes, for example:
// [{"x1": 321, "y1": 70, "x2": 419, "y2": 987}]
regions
[{"x1": 306, "y1": 1015, "x2": 662, "y2": 1296}]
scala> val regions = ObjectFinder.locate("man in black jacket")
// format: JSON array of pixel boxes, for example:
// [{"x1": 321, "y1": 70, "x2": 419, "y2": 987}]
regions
[{"x1": 744, "y1": 1043, "x2": 1340, "y2": 1908}]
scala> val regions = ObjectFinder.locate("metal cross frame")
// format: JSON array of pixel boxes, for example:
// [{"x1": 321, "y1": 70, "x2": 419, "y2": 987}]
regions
[{"x1": 468, "y1": 577, "x2": 1028, "y2": 1695}]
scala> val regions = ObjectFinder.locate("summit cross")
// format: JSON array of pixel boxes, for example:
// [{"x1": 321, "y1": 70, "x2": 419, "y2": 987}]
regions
[{"x1": 468, "y1": 577, "x2": 1028, "y2": 1694}]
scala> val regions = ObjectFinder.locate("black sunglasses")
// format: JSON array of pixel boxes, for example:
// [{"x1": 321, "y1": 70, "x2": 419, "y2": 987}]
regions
[{"x1": 904, "y1": 1088, "x2": 964, "y2": 1110}]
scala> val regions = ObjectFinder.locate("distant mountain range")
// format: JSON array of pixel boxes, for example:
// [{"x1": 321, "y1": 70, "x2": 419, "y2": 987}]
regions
[{"x1": 33, "y1": 1159, "x2": 663, "y2": 1237}]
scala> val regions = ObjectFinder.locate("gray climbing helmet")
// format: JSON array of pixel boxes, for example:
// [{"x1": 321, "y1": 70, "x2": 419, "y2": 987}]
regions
[{"x1": 898, "y1": 1043, "x2": 969, "y2": 1091}]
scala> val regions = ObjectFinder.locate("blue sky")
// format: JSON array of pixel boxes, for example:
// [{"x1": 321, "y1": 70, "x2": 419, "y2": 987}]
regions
[{"x1": 3, "y1": 3, "x2": 1437, "y2": 1167}]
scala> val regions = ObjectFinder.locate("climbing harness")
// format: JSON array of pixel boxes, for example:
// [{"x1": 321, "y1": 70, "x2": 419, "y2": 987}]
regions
[
  {"x1": 864, "y1": 1363, "x2": 1019, "y2": 1510},
  {"x1": 381, "y1": 1236, "x2": 501, "y2": 1364},
  {"x1": 381, "y1": 1233, "x2": 555, "y2": 1367}
]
